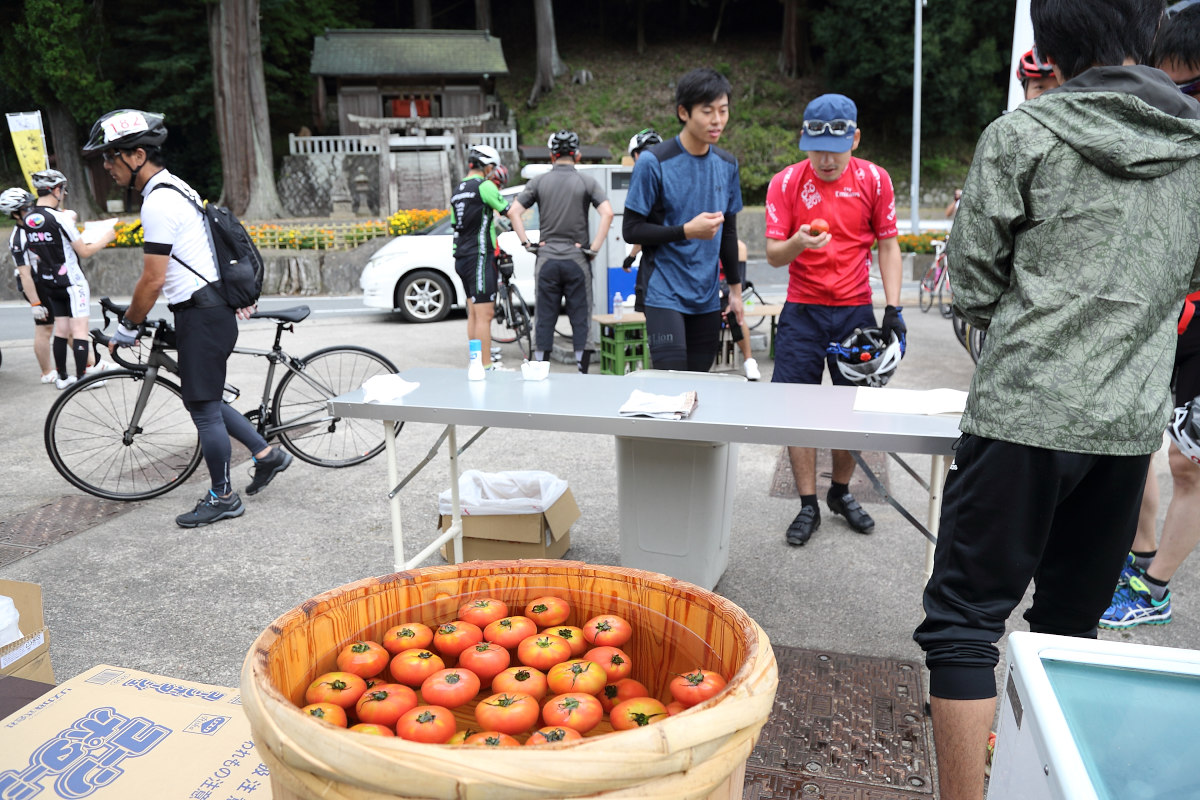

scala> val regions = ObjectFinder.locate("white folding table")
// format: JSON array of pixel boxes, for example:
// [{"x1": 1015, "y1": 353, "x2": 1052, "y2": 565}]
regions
[{"x1": 328, "y1": 367, "x2": 963, "y2": 588}]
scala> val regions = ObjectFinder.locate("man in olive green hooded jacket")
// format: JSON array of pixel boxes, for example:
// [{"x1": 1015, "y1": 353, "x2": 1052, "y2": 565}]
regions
[{"x1": 912, "y1": 1, "x2": 1200, "y2": 797}]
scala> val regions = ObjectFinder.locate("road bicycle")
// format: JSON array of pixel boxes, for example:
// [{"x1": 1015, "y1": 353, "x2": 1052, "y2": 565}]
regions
[
  {"x1": 489, "y1": 250, "x2": 532, "y2": 359},
  {"x1": 44, "y1": 298, "x2": 399, "y2": 501},
  {"x1": 919, "y1": 239, "x2": 954, "y2": 318},
  {"x1": 951, "y1": 312, "x2": 986, "y2": 364}
]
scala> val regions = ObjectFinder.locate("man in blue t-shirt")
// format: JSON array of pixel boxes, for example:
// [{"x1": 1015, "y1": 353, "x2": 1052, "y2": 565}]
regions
[{"x1": 623, "y1": 68, "x2": 743, "y2": 371}]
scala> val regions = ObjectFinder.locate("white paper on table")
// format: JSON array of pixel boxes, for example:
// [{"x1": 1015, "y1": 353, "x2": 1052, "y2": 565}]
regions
[
  {"x1": 360, "y1": 374, "x2": 418, "y2": 404},
  {"x1": 81, "y1": 218, "x2": 118, "y2": 245},
  {"x1": 618, "y1": 388, "x2": 698, "y2": 420},
  {"x1": 853, "y1": 387, "x2": 968, "y2": 416}
]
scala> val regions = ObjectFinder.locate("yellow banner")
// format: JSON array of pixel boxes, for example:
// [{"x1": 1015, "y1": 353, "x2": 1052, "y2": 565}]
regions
[{"x1": 6, "y1": 112, "x2": 48, "y2": 193}]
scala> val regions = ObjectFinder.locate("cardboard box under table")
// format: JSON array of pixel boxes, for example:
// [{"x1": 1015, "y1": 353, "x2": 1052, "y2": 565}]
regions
[
  {"x1": 439, "y1": 473, "x2": 579, "y2": 561},
  {"x1": 0, "y1": 664, "x2": 269, "y2": 799},
  {"x1": 0, "y1": 579, "x2": 54, "y2": 684}
]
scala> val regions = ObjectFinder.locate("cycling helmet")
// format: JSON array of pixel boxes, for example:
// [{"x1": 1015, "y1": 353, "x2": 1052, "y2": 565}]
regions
[
  {"x1": 468, "y1": 144, "x2": 500, "y2": 169},
  {"x1": 1168, "y1": 399, "x2": 1200, "y2": 465},
  {"x1": 827, "y1": 327, "x2": 905, "y2": 387},
  {"x1": 31, "y1": 169, "x2": 67, "y2": 190},
  {"x1": 0, "y1": 187, "x2": 34, "y2": 216},
  {"x1": 489, "y1": 164, "x2": 510, "y2": 189},
  {"x1": 1016, "y1": 47, "x2": 1054, "y2": 81},
  {"x1": 547, "y1": 129, "x2": 580, "y2": 157},
  {"x1": 627, "y1": 128, "x2": 663, "y2": 157},
  {"x1": 82, "y1": 109, "x2": 168, "y2": 153}
]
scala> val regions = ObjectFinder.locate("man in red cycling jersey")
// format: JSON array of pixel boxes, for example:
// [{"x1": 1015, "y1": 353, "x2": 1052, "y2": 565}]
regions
[{"x1": 765, "y1": 93, "x2": 905, "y2": 547}]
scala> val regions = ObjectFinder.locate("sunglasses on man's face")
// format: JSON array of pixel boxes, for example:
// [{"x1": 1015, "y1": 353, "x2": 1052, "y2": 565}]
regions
[
  {"x1": 101, "y1": 150, "x2": 127, "y2": 164},
  {"x1": 802, "y1": 119, "x2": 857, "y2": 137}
]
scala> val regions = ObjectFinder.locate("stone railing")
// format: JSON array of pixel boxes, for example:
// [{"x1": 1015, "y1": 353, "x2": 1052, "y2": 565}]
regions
[{"x1": 288, "y1": 134, "x2": 381, "y2": 155}]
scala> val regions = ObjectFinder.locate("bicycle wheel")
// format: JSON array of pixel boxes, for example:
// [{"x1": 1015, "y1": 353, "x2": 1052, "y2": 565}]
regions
[
  {"x1": 272, "y1": 345, "x2": 400, "y2": 467},
  {"x1": 506, "y1": 284, "x2": 533, "y2": 359},
  {"x1": 951, "y1": 313, "x2": 969, "y2": 349},
  {"x1": 938, "y1": 271, "x2": 955, "y2": 319},
  {"x1": 490, "y1": 285, "x2": 518, "y2": 345},
  {"x1": 44, "y1": 370, "x2": 202, "y2": 500},
  {"x1": 919, "y1": 264, "x2": 940, "y2": 312}
]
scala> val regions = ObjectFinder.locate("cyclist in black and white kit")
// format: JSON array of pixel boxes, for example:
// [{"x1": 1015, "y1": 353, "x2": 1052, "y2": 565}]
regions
[
  {"x1": 14, "y1": 170, "x2": 116, "y2": 389},
  {"x1": 3, "y1": 186, "x2": 59, "y2": 382},
  {"x1": 84, "y1": 109, "x2": 292, "y2": 529},
  {"x1": 508, "y1": 130, "x2": 614, "y2": 373}
]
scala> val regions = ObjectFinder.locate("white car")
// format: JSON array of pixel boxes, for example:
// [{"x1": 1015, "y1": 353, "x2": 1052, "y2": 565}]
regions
[{"x1": 360, "y1": 185, "x2": 539, "y2": 322}]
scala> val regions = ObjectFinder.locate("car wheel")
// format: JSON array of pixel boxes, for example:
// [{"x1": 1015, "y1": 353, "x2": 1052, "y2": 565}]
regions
[{"x1": 396, "y1": 270, "x2": 454, "y2": 323}]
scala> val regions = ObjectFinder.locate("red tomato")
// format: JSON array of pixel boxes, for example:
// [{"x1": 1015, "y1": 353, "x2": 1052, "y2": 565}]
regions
[
  {"x1": 432, "y1": 621, "x2": 484, "y2": 660},
  {"x1": 483, "y1": 616, "x2": 538, "y2": 650},
  {"x1": 541, "y1": 625, "x2": 588, "y2": 657},
  {"x1": 542, "y1": 692, "x2": 603, "y2": 734},
  {"x1": 465, "y1": 731, "x2": 522, "y2": 747},
  {"x1": 389, "y1": 648, "x2": 445, "y2": 687},
  {"x1": 458, "y1": 597, "x2": 509, "y2": 628},
  {"x1": 336, "y1": 640, "x2": 390, "y2": 679},
  {"x1": 354, "y1": 683, "x2": 418, "y2": 727},
  {"x1": 666, "y1": 700, "x2": 687, "y2": 716},
  {"x1": 524, "y1": 596, "x2": 571, "y2": 627},
  {"x1": 581, "y1": 615, "x2": 633, "y2": 648},
  {"x1": 546, "y1": 659, "x2": 607, "y2": 696},
  {"x1": 610, "y1": 697, "x2": 669, "y2": 730},
  {"x1": 446, "y1": 728, "x2": 480, "y2": 745},
  {"x1": 517, "y1": 634, "x2": 572, "y2": 671},
  {"x1": 458, "y1": 641, "x2": 511, "y2": 684},
  {"x1": 492, "y1": 666, "x2": 549, "y2": 701},
  {"x1": 304, "y1": 672, "x2": 367, "y2": 709},
  {"x1": 525, "y1": 725, "x2": 584, "y2": 745},
  {"x1": 475, "y1": 692, "x2": 541, "y2": 735},
  {"x1": 583, "y1": 646, "x2": 633, "y2": 683},
  {"x1": 669, "y1": 668, "x2": 728, "y2": 708},
  {"x1": 599, "y1": 678, "x2": 651, "y2": 714},
  {"x1": 381, "y1": 622, "x2": 433, "y2": 655},
  {"x1": 349, "y1": 722, "x2": 395, "y2": 736},
  {"x1": 395, "y1": 705, "x2": 457, "y2": 744},
  {"x1": 301, "y1": 702, "x2": 347, "y2": 728},
  {"x1": 809, "y1": 218, "x2": 830, "y2": 236},
  {"x1": 420, "y1": 668, "x2": 481, "y2": 709}
]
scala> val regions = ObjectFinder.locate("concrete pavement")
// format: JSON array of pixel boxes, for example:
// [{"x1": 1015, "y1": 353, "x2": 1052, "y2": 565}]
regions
[{"x1": 1, "y1": 290, "x2": 1197, "y2": 702}]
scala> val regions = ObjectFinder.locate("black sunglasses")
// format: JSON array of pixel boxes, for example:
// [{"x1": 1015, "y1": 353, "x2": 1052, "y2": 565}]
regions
[{"x1": 1167, "y1": 0, "x2": 1200, "y2": 17}]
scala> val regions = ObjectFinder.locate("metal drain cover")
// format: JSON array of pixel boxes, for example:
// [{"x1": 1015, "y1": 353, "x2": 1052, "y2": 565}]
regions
[
  {"x1": 743, "y1": 646, "x2": 934, "y2": 799},
  {"x1": 0, "y1": 495, "x2": 135, "y2": 564}
]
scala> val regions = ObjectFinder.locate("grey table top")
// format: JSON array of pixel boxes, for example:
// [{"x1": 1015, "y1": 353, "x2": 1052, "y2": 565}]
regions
[{"x1": 330, "y1": 368, "x2": 962, "y2": 455}]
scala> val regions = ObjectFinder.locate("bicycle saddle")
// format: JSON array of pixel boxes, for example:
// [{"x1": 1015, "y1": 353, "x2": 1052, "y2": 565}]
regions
[{"x1": 250, "y1": 306, "x2": 311, "y2": 323}]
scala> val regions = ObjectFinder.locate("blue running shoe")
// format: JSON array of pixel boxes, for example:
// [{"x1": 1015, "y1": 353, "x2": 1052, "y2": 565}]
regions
[
  {"x1": 1116, "y1": 552, "x2": 1143, "y2": 589},
  {"x1": 1099, "y1": 576, "x2": 1172, "y2": 629}
]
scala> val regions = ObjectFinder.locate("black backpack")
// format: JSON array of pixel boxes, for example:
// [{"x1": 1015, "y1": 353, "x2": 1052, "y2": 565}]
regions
[{"x1": 151, "y1": 183, "x2": 264, "y2": 309}]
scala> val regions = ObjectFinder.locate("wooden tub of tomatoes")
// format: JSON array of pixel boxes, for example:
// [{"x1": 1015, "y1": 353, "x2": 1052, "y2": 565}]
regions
[{"x1": 240, "y1": 560, "x2": 778, "y2": 800}]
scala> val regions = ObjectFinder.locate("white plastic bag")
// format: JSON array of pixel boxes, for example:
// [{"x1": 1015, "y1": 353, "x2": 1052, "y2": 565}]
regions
[{"x1": 438, "y1": 470, "x2": 568, "y2": 516}]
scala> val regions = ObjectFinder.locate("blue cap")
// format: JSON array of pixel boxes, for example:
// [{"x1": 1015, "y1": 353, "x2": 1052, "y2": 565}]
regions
[{"x1": 799, "y1": 94, "x2": 858, "y2": 153}]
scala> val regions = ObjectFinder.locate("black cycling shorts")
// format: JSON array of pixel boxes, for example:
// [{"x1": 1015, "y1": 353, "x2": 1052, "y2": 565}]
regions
[
  {"x1": 20, "y1": 280, "x2": 54, "y2": 326},
  {"x1": 174, "y1": 302, "x2": 238, "y2": 404},
  {"x1": 1173, "y1": 321, "x2": 1200, "y2": 406},
  {"x1": 455, "y1": 250, "x2": 496, "y2": 304}
]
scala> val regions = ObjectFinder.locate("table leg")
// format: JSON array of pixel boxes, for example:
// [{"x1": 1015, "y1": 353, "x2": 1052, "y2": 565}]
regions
[
  {"x1": 448, "y1": 424, "x2": 464, "y2": 563},
  {"x1": 925, "y1": 454, "x2": 949, "y2": 581},
  {"x1": 385, "y1": 419, "x2": 405, "y2": 572}
]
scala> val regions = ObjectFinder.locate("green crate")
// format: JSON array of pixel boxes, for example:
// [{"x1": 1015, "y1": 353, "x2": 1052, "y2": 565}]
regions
[{"x1": 600, "y1": 320, "x2": 651, "y2": 375}]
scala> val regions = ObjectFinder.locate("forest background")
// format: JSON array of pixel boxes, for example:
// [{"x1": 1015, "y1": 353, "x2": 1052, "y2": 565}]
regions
[{"x1": 0, "y1": 0, "x2": 1017, "y2": 219}]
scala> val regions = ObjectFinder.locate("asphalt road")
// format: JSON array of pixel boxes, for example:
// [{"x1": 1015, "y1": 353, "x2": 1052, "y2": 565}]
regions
[{"x1": 0, "y1": 282, "x2": 1195, "y2": 715}]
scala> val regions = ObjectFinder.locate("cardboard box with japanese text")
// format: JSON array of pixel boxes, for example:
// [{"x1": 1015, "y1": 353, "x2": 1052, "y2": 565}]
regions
[
  {"x1": 0, "y1": 579, "x2": 54, "y2": 684},
  {"x1": 0, "y1": 664, "x2": 270, "y2": 799}
]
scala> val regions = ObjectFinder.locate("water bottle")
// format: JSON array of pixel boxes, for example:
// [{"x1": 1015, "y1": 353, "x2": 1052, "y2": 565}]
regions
[
  {"x1": 613, "y1": 291, "x2": 624, "y2": 319},
  {"x1": 467, "y1": 339, "x2": 485, "y2": 380}
]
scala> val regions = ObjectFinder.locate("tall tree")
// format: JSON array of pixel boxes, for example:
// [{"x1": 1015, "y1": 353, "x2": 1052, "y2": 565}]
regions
[
  {"x1": 527, "y1": 0, "x2": 566, "y2": 107},
  {"x1": 208, "y1": 0, "x2": 283, "y2": 219},
  {"x1": 778, "y1": 0, "x2": 813, "y2": 78},
  {"x1": 414, "y1": 0, "x2": 432, "y2": 28},
  {"x1": 0, "y1": 0, "x2": 113, "y2": 219},
  {"x1": 475, "y1": 0, "x2": 492, "y2": 32}
]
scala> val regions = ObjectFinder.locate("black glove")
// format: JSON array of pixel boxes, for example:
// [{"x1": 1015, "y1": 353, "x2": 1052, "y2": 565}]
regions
[
  {"x1": 621, "y1": 255, "x2": 636, "y2": 271},
  {"x1": 522, "y1": 240, "x2": 540, "y2": 254},
  {"x1": 881, "y1": 305, "x2": 907, "y2": 354}
]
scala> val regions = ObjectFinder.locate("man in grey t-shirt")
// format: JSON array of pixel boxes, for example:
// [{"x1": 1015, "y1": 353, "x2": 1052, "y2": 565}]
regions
[{"x1": 509, "y1": 130, "x2": 613, "y2": 373}]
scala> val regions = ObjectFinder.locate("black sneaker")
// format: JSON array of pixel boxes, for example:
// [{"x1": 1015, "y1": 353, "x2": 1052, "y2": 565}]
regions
[
  {"x1": 245, "y1": 448, "x2": 293, "y2": 496},
  {"x1": 827, "y1": 490, "x2": 875, "y2": 533},
  {"x1": 176, "y1": 491, "x2": 244, "y2": 528},
  {"x1": 786, "y1": 506, "x2": 821, "y2": 546}
]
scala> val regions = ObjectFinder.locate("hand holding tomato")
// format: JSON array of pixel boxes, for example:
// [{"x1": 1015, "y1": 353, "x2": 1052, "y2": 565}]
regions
[
  {"x1": 808, "y1": 218, "x2": 830, "y2": 236},
  {"x1": 799, "y1": 218, "x2": 831, "y2": 248}
]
